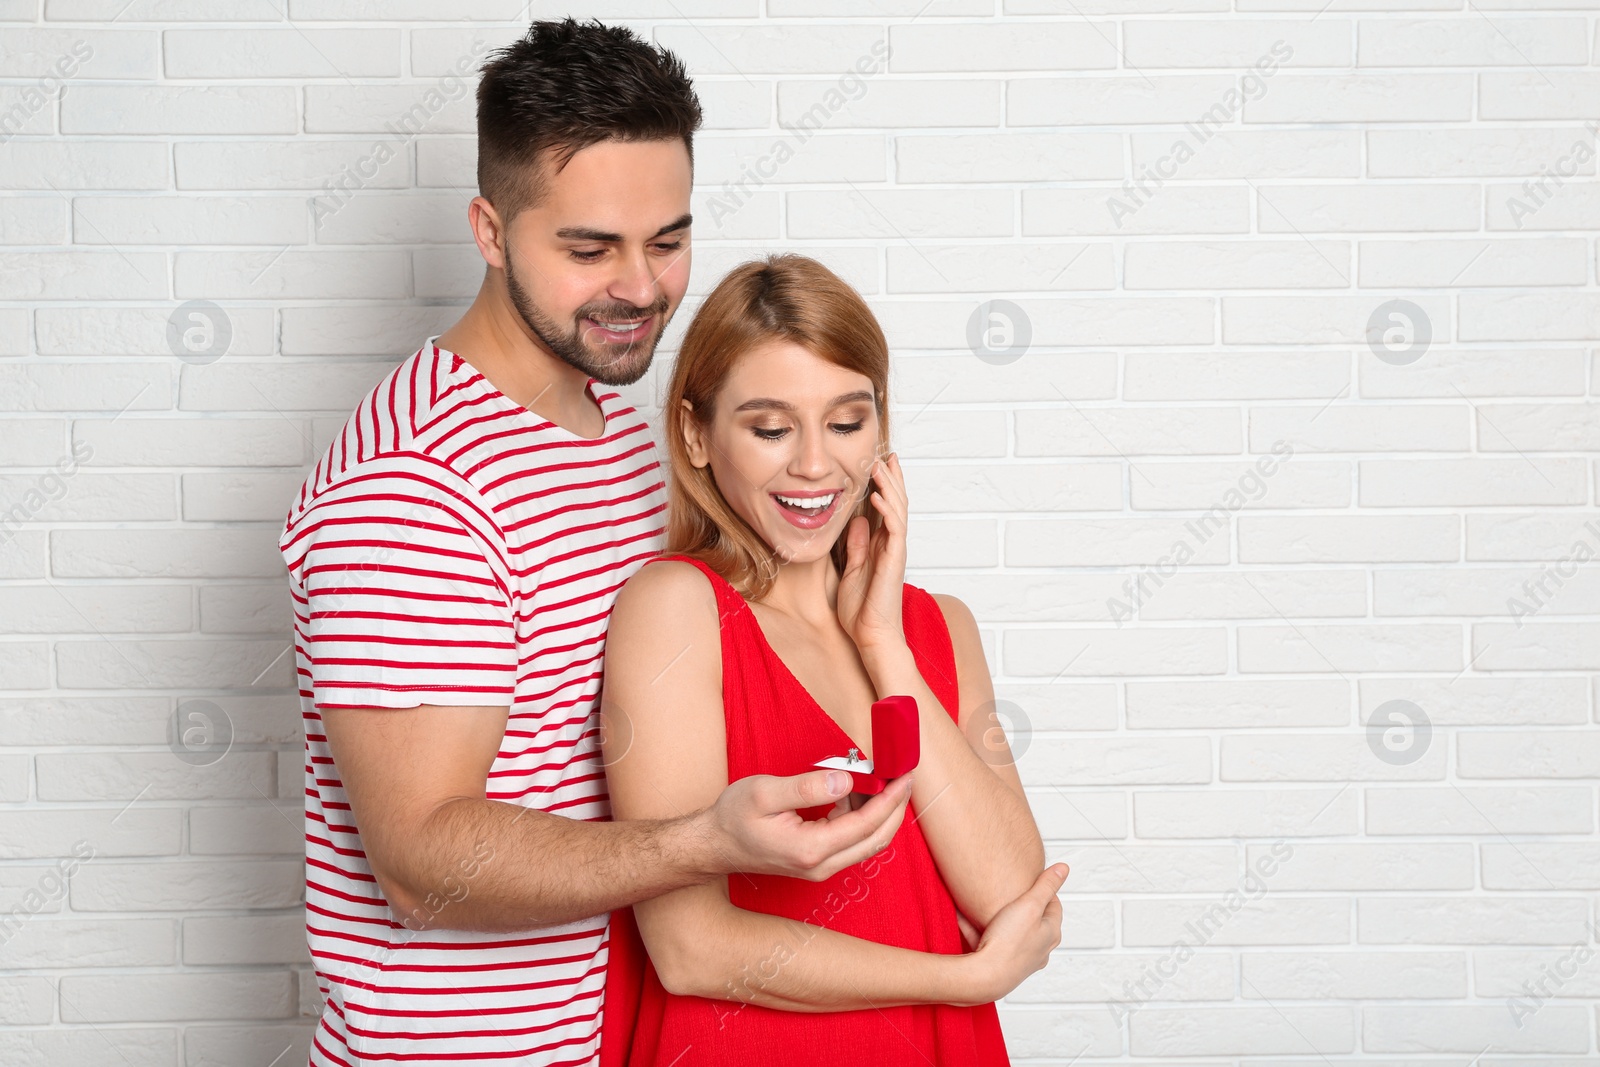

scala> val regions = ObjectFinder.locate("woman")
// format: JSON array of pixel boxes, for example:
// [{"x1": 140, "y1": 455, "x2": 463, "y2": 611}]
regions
[{"x1": 597, "y1": 254, "x2": 1067, "y2": 1065}]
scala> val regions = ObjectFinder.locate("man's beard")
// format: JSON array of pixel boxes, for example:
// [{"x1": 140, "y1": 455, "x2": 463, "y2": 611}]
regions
[{"x1": 504, "y1": 244, "x2": 670, "y2": 387}]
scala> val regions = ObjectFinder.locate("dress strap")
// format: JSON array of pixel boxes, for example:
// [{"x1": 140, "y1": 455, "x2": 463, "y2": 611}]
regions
[{"x1": 901, "y1": 584, "x2": 963, "y2": 727}]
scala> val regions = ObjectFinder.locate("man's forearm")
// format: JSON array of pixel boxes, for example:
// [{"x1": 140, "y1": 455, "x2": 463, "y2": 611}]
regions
[{"x1": 384, "y1": 795, "x2": 725, "y2": 931}]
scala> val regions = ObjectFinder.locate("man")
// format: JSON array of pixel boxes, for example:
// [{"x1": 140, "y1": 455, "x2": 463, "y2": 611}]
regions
[{"x1": 277, "y1": 19, "x2": 912, "y2": 1066}]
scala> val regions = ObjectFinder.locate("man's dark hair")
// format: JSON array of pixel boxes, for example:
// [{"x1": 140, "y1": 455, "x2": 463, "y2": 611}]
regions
[{"x1": 475, "y1": 18, "x2": 702, "y2": 224}]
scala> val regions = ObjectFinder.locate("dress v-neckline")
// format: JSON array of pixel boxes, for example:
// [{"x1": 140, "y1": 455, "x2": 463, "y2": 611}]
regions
[{"x1": 718, "y1": 573, "x2": 874, "y2": 762}]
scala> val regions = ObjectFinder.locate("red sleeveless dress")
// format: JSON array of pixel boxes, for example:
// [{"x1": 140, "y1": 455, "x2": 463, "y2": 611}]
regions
[{"x1": 598, "y1": 553, "x2": 1011, "y2": 1067}]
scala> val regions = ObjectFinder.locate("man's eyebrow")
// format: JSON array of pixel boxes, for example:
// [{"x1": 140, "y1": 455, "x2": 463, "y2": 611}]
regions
[
  {"x1": 554, "y1": 213, "x2": 694, "y2": 243},
  {"x1": 732, "y1": 390, "x2": 875, "y2": 413}
]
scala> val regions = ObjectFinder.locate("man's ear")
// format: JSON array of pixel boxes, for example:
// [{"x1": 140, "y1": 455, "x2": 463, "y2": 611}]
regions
[
  {"x1": 468, "y1": 195, "x2": 508, "y2": 271},
  {"x1": 679, "y1": 398, "x2": 709, "y2": 468}
]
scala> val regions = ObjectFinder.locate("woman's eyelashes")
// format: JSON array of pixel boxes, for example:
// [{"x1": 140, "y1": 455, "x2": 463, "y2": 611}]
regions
[{"x1": 750, "y1": 420, "x2": 865, "y2": 441}]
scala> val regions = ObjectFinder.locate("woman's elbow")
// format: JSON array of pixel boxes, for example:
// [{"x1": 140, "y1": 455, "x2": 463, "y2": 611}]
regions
[{"x1": 639, "y1": 924, "x2": 728, "y2": 1000}]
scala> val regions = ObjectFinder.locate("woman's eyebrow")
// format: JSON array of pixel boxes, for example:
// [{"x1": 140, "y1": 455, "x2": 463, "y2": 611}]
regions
[{"x1": 733, "y1": 390, "x2": 874, "y2": 413}]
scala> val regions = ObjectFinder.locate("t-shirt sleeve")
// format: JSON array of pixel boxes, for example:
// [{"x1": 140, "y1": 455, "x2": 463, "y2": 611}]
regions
[{"x1": 280, "y1": 466, "x2": 517, "y2": 710}]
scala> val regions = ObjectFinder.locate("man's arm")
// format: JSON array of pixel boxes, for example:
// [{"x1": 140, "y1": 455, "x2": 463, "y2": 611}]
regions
[{"x1": 319, "y1": 699, "x2": 913, "y2": 931}]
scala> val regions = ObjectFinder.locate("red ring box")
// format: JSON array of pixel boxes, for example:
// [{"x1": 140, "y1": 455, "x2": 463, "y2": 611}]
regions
[{"x1": 812, "y1": 695, "x2": 919, "y2": 796}]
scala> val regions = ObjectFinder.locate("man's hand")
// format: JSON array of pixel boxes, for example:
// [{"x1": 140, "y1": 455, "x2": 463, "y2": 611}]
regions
[{"x1": 698, "y1": 770, "x2": 913, "y2": 882}]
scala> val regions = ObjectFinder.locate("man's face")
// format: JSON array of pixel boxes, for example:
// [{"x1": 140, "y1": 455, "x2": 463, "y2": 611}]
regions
[{"x1": 498, "y1": 138, "x2": 693, "y2": 387}]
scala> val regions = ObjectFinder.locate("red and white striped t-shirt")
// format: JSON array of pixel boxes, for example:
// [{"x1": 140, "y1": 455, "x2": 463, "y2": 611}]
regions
[{"x1": 278, "y1": 337, "x2": 668, "y2": 1066}]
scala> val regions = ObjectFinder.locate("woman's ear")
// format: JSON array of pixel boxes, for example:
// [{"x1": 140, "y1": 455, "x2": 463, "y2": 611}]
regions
[{"x1": 679, "y1": 398, "x2": 709, "y2": 468}]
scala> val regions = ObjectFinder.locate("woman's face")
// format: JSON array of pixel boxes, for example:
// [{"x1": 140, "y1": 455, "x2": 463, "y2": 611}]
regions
[{"x1": 682, "y1": 339, "x2": 881, "y2": 565}]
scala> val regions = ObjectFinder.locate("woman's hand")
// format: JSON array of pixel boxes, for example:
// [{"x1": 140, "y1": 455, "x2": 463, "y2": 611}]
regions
[
  {"x1": 836, "y1": 451, "x2": 908, "y2": 659},
  {"x1": 951, "y1": 863, "x2": 1068, "y2": 1006}
]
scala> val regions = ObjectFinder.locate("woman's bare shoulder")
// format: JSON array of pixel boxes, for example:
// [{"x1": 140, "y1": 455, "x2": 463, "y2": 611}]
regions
[{"x1": 615, "y1": 558, "x2": 718, "y2": 623}]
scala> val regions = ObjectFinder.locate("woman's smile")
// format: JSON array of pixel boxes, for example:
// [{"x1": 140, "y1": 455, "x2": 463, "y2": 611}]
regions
[{"x1": 770, "y1": 488, "x2": 844, "y2": 529}]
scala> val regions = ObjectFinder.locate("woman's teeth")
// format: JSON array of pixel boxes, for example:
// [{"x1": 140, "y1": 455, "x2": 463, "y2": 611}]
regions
[{"x1": 776, "y1": 493, "x2": 835, "y2": 513}]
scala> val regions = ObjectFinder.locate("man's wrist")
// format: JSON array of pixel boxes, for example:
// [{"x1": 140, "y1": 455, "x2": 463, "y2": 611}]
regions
[{"x1": 657, "y1": 807, "x2": 731, "y2": 883}]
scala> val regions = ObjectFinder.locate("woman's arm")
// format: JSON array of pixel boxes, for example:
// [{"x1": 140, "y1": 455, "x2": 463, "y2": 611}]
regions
[
  {"x1": 834, "y1": 451, "x2": 1045, "y2": 931},
  {"x1": 859, "y1": 592, "x2": 1046, "y2": 932},
  {"x1": 601, "y1": 560, "x2": 1028, "y2": 1011}
]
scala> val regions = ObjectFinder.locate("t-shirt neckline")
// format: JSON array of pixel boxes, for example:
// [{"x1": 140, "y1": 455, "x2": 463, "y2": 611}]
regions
[{"x1": 428, "y1": 333, "x2": 609, "y2": 443}]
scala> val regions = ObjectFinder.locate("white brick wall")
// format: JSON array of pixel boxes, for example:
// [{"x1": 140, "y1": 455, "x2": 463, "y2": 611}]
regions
[{"x1": 1, "y1": 1, "x2": 1596, "y2": 1062}]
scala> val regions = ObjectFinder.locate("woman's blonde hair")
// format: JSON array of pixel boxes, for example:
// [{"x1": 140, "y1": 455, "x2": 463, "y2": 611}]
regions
[{"x1": 663, "y1": 254, "x2": 890, "y2": 602}]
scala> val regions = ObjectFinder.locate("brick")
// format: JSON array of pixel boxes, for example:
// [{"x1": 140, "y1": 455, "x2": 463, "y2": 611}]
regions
[
  {"x1": 190, "y1": 803, "x2": 301, "y2": 855},
  {"x1": 1245, "y1": 74, "x2": 1473, "y2": 122},
  {"x1": 1013, "y1": 950, "x2": 1233, "y2": 1002},
  {"x1": 899, "y1": 133, "x2": 1121, "y2": 183},
  {"x1": 1124, "y1": 897, "x2": 1350, "y2": 946},
  {"x1": 1228, "y1": 494, "x2": 1408, "y2": 564},
  {"x1": 1132, "y1": 130, "x2": 1359, "y2": 179},
  {"x1": 1360, "y1": 676, "x2": 1589, "y2": 725},
  {"x1": 60, "y1": 971, "x2": 294, "y2": 1022},
  {"x1": 1125, "y1": 352, "x2": 1348, "y2": 400},
  {"x1": 1017, "y1": 405, "x2": 1241, "y2": 457},
  {"x1": 1362, "y1": 1004, "x2": 1589, "y2": 1053},
  {"x1": 1244, "y1": 951, "x2": 1466, "y2": 998},
  {"x1": 905, "y1": 462, "x2": 1120, "y2": 512},
  {"x1": 1259, "y1": 183, "x2": 1479, "y2": 232},
  {"x1": 163, "y1": 29, "x2": 400, "y2": 79},
  {"x1": 1005, "y1": 627, "x2": 1229, "y2": 678},
  {"x1": 0, "y1": 197, "x2": 66, "y2": 243},
  {"x1": 1458, "y1": 729, "x2": 1600, "y2": 778},
  {"x1": 1135, "y1": 788, "x2": 1357, "y2": 837},
  {"x1": 75, "y1": 416, "x2": 305, "y2": 466},
  {"x1": 38, "y1": 306, "x2": 276, "y2": 356},
  {"x1": 1237, "y1": 623, "x2": 1462, "y2": 673},
  {"x1": 1367, "y1": 786, "x2": 1593, "y2": 834},
  {"x1": 1139, "y1": 572, "x2": 1363, "y2": 620},
  {"x1": 1361, "y1": 349, "x2": 1584, "y2": 398},
  {"x1": 71, "y1": 859, "x2": 302, "y2": 910},
  {"x1": 0, "y1": 805, "x2": 179, "y2": 857},
  {"x1": 1008, "y1": 518, "x2": 1232, "y2": 567},
  {"x1": 1132, "y1": 1007, "x2": 1355, "y2": 1055},
  {"x1": 1047, "y1": 845, "x2": 1240, "y2": 894},
  {"x1": 0, "y1": 585, "x2": 189, "y2": 634},
  {"x1": 35, "y1": 751, "x2": 278, "y2": 801},
  {"x1": 787, "y1": 188, "x2": 1012, "y2": 239},
  {"x1": 1360, "y1": 238, "x2": 1586, "y2": 287},
  {"x1": 73, "y1": 197, "x2": 305, "y2": 245},
  {"x1": 0, "y1": 29, "x2": 155, "y2": 78},
  {"x1": 887, "y1": 242, "x2": 1115, "y2": 294},
  {"x1": 183, "y1": 913, "x2": 309, "y2": 965},
  {"x1": 1027, "y1": 186, "x2": 1250, "y2": 236},
  {"x1": 1126, "y1": 240, "x2": 1352, "y2": 289},
  {"x1": 1358, "y1": 19, "x2": 1589, "y2": 66},
  {"x1": 54, "y1": 639, "x2": 295, "y2": 689},
  {"x1": 1126, "y1": 679, "x2": 1351, "y2": 729},
  {"x1": 1249, "y1": 842, "x2": 1474, "y2": 890},
  {"x1": 1369, "y1": 127, "x2": 1598, "y2": 177},
  {"x1": 0, "y1": 1027, "x2": 177, "y2": 1067},
  {"x1": 780, "y1": 77, "x2": 999, "y2": 128},
  {"x1": 0, "y1": 141, "x2": 168, "y2": 190},
  {"x1": 891, "y1": 22, "x2": 1118, "y2": 71},
  {"x1": 62, "y1": 85, "x2": 297, "y2": 134},
  {"x1": 1221, "y1": 732, "x2": 1448, "y2": 780},
  {"x1": 1130, "y1": 459, "x2": 1351, "y2": 510},
  {"x1": 1125, "y1": 20, "x2": 1351, "y2": 67},
  {"x1": 1359, "y1": 458, "x2": 1587, "y2": 506},
  {"x1": 1359, "y1": 896, "x2": 1591, "y2": 945}
]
